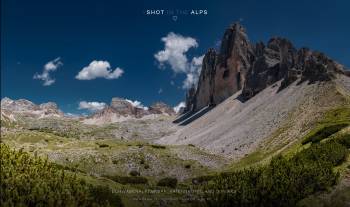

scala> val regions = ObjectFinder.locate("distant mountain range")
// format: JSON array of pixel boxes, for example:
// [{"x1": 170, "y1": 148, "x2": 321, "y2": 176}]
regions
[
  {"x1": 1, "y1": 97, "x2": 177, "y2": 125},
  {"x1": 84, "y1": 98, "x2": 176, "y2": 125},
  {"x1": 1, "y1": 97, "x2": 64, "y2": 119}
]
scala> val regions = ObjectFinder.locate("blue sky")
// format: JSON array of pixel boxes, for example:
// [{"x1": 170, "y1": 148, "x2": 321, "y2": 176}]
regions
[{"x1": 1, "y1": 0, "x2": 349, "y2": 114}]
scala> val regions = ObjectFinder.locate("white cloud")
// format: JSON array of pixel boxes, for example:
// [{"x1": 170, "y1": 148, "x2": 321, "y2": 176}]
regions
[
  {"x1": 183, "y1": 73, "x2": 197, "y2": 89},
  {"x1": 125, "y1": 99, "x2": 148, "y2": 110},
  {"x1": 191, "y1": 55, "x2": 204, "y2": 68},
  {"x1": 173, "y1": 102, "x2": 186, "y2": 113},
  {"x1": 33, "y1": 57, "x2": 62, "y2": 86},
  {"x1": 182, "y1": 55, "x2": 204, "y2": 89},
  {"x1": 158, "y1": 88, "x2": 163, "y2": 94},
  {"x1": 154, "y1": 32, "x2": 198, "y2": 73},
  {"x1": 65, "y1": 112, "x2": 81, "y2": 117},
  {"x1": 76, "y1": 60, "x2": 124, "y2": 80},
  {"x1": 154, "y1": 33, "x2": 204, "y2": 89},
  {"x1": 78, "y1": 101, "x2": 106, "y2": 112}
]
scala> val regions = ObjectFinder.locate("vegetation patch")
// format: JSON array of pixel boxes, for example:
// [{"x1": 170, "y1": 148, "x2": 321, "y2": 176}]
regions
[
  {"x1": 150, "y1": 144, "x2": 166, "y2": 149},
  {"x1": 204, "y1": 139, "x2": 349, "y2": 207},
  {"x1": 129, "y1": 170, "x2": 140, "y2": 177},
  {"x1": 336, "y1": 134, "x2": 350, "y2": 148},
  {"x1": 157, "y1": 177, "x2": 178, "y2": 188},
  {"x1": 106, "y1": 175, "x2": 148, "y2": 185},
  {"x1": 192, "y1": 175, "x2": 215, "y2": 185},
  {"x1": 96, "y1": 142, "x2": 110, "y2": 148},
  {"x1": 302, "y1": 123, "x2": 349, "y2": 144},
  {"x1": 0, "y1": 143, "x2": 122, "y2": 207}
]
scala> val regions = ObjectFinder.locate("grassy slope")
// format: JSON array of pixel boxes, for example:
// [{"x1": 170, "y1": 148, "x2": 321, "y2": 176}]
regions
[{"x1": 0, "y1": 128, "x2": 224, "y2": 206}]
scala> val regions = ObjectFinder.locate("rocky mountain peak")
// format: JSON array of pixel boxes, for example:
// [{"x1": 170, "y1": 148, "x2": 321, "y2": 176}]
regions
[
  {"x1": 110, "y1": 97, "x2": 135, "y2": 115},
  {"x1": 1, "y1": 98, "x2": 38, "y2": 111},
  {"x1": 1, "y1": 97, "x2": 13, "y2": 103},
  {"x1": 219, "y1": 23, "x2": 250, "y2": 60},
  {"x1": 185, "y1": 23, "x2": 255, "y2": 112},
  {"x1": 88, "y1": 98, "x2": 175, "y2": 122},
  {"x1": 214, "y1": 23, "x2": 254, "y2": 103},
  {"x1": 185, "y1": 23, "x2": 348, "y2": 114},
  {"x1": 1, "y1": 98, "x2": 63, "y2": 118},
  {"x1": 39, "y1": 102, "x2": 63, "y2": 115},
  {"x1": 148, "y1": 102, "x2": 175, "y2": 115}
]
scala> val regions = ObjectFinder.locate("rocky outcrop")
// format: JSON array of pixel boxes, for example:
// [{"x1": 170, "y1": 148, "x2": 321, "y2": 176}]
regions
[
  {"x1": 148, "y1": 102, "x2": 176, "y2": 115},
  {"x1": 185, "y1": 23, "x2": 348, "y2": 113},
  {"x1": 110, "y1": 98, "x2": 136, "y2": 116},
  {"x1": 39, "y1": 102, "x2": 63, "y2": 115},
  {"x1": 242, "y1": 37, "x2": 297, "y2": 98},
  {"x1": 88, "y1": 98, "x2": 175, "y2": 121},
  {"x1": 0, "y1": 97, "x2": 64, "y2": 118}
]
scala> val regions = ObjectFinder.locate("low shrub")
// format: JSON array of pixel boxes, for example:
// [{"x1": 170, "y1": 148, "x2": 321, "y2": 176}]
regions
[
  {"x1": 89, "y1": 185, "x2": 123, "y2": 207},
  {"x1": 295, "y1": 140, "x2": 348, "y2": 166},
  {"x1": 205, "y1": 139, "x2": 348, "y2": 207},
  {"x1": 157, "y1": 177, "x2": 178, "y2": 188},
  {"x1": 302, "y1": 123, "x2": 349, "y2": 144},
  {"x1": 150, "y1": 144, "x2": 166, "y2": 149},
  {"x1": 107, "y1": 175, "x2": 148, "y2": 185},
  {"x1": 192, "y1": 175, "x2": 215, "y2": 185},
  {"x1": 96, "y1": 143, "x2": 109, "y2": 148},
  {"x1": 0, "y1": 143, "x2": 123, "y2": 206},
  {"x1": 336, "y1": 134, "x2": 350, "y2": 148},
  {"x1": 129, "y1": 170, "x2": 140, "y2": 177}
]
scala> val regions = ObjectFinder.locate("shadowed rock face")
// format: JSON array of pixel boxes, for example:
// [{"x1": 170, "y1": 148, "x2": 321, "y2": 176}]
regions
[
  {"x1": 193, "y1": 49, "x2": 217, "y2": 111},
  {"x1": 185, "y1": 23, "x2": 347, "y2": 113},
  {"x1": 213, "y1": 23, "x2": 255, "y2": 104},
  {"x1": 184, "y1": 86, "x2": 196, "y2": 112},
  {"x1": 242, "y1": 37, "x2": 297, "y2": 98}
]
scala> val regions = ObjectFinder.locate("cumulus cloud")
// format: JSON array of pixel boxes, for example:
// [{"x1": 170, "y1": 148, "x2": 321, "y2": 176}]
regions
[
  {"x1": 183, "y1": 73, "x2": 197, "y2": 89},
  {"x1": 76, "y1": 60, "x2": 124, "y2": 80},
  {"x1": 33, "y1": 57, "x2": 62, "y2": 86},
  {"x1": 125, "y1": 99, "x2": 148, "y2": 110},
  {"x1": 154, "y1": 33, "x2": 204, "y2": 89},
  {"x1": 183, "y1": 55, "x2": 205, "y2": 89},
  {"x1": 154, "y1": 32, "x2": 198, "y2": 73},
  {"x1": 173, "y1": 102, "x2": 186, "y2": 113},
  {"x1": 78, "y1": 101, "x2": 106, "y2": 112}
]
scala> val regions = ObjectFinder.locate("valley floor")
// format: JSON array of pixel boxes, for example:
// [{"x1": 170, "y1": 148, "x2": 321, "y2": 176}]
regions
[{"x1": 1, "y1": 76, "x2": 350, "y2": 206}]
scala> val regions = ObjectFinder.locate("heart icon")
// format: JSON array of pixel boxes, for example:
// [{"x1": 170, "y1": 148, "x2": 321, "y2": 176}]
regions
[{"x1": 172, "y1": 16, "x2": 178, "y2": 21}]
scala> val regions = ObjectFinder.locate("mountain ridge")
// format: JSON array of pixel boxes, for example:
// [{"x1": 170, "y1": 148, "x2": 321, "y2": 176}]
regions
[{"x1": 184, "y1": 22, "x2": 349, "y2": 114}]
